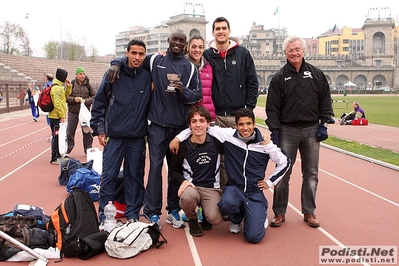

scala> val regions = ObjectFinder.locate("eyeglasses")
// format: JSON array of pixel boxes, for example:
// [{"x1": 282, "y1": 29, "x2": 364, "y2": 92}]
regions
[{"x1": 286, "y1": 48, "x2": 302, "y2": 54}]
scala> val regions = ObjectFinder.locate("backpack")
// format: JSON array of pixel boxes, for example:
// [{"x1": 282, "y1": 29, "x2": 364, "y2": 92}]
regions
[
  {"x1": 46, "y1": 190, "x2": 100, "y2": 259},
  {"x1": 104, "y1": 221, "x2": 167, "y2": 259},
  {"x1": 58, "y1": 157, "x2": 94, "y2": 186},
  {"x1": 66, "y1": 168, "x2": 101, "y2": 201},
  {"x1": 38, "y1": 83, "x2": 55, "y2": 112}
]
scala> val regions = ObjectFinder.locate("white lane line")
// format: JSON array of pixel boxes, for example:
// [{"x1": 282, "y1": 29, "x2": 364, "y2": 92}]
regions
[
  {"x1": 320, "y1": 168, "x2": 399, "y2": 207},
  {"x1": 0, "y1": 127, "x2": 48, "y2": 148},
  {"x1": 269, "y1": 189, "x2": 370, "y2": 266},
  {"x1": 0, "y1": 148, "x2": 50, "y2": 182},
  {"x1": 0, "y1": 121, "x2": 32, "y2": 132},
  {"x1": 184, "y1": 225, "x2": 202, "y2": 266},
  {"x1": 164, "y1": 157, "x2": 202, "y2": 266}
]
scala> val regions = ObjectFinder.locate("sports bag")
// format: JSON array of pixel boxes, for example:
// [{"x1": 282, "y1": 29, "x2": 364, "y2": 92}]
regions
[
  {"x1": 104, "y1": 221, "x2": 167, "y2": 259},
  {"x1": 58, "y1": 158, "x2": 94, "y2": 186},
  {"x1": 46, "y1": 190, "x2": 99, "y2": 259},
  {"x1": 66, "y1": 168, "x2": 101, "y2": 201},
  {"x1": 13, "y1": 204, "x2": 50, "y2": 228},
  {"x1": 38, "y1": 84, "x2": 55, "y2": 112},
  {"x1": 351, "y1": 118, "x2": 368, "y2": 125}
]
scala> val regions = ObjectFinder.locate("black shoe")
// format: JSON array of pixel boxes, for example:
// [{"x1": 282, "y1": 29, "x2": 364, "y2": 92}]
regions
[
  {"x1": 189, "y1": 219, "x2": 203, "y2": 237},
  {"x1": 201, "y1": 214, "x2": 212, "y2": 230}
]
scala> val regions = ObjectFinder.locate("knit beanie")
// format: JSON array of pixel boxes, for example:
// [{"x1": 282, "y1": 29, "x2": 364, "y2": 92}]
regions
[
  {"x1": 76, "y1": 67, "x2": 86, "y2": 75},
  {"x1": 56, "y1": 68, "x2": 68, "y2": 83}
]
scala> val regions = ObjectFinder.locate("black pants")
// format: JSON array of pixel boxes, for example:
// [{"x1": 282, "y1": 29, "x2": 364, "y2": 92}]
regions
[{"x1": 49, "y1": 118, "x2": 60, "y2": 162}]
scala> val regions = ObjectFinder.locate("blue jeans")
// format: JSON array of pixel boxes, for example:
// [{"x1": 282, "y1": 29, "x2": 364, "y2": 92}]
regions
[
  {"x1": 29, "y1": 101, "x2": 37, "y2": 119},
  {"x1": 272, "y1": 124, "x2": 320, "y2": 215}
]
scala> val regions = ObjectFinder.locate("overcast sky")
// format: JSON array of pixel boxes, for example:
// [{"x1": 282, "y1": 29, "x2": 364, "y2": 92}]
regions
[{"x1": 1, "y1": 0, "x2": 398, "y2": 57}]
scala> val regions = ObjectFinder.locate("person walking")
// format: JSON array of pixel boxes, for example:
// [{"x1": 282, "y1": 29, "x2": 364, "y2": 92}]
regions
[
  {"x1": 90, "y1": 39, "x2": 152, "y2": 224},
  {"x1": 26, "y1": 81, "x2": 40, "y2": 122},
  {"x1": 66, "y1": 67, "x2": 96, "y2": 156},
  {"x1": 265, "y1": 35, "x2": 333, "y2": 228}
]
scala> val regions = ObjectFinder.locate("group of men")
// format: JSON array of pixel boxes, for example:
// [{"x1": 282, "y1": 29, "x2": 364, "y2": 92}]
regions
[{"x1": 88, "y1": 16, "x2": 332, "y2": 243}]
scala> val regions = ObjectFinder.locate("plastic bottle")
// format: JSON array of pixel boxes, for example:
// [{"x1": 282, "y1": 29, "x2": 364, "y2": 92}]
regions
[{"x1": 103, "y1": 201, "x2": 117, "y2": 232}]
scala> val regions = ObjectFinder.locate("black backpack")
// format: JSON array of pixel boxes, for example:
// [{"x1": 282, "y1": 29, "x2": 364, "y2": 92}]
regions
[{"x1": 46, "y1": 190, "x2": 99, "y2": 260}]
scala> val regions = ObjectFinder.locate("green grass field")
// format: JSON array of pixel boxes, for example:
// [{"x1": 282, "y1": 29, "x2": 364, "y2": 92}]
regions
[
  {"x1": 257, "y1": 95, "x2": 399, "y2": 127},
  {"x1": 256, "y1": 95, "x2": 399, "y2": 166}
]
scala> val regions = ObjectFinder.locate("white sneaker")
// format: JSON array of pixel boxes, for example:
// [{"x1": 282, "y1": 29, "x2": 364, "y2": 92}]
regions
[
  {"x1": 166, "y1": 210, "x2": 185, "y2": 229},
  {"x1": 229, "y1": 222, "x2": 242, "y2": 234},
  {"x1": 264, "y1": 216, "x2": 269, "y2": 229}
]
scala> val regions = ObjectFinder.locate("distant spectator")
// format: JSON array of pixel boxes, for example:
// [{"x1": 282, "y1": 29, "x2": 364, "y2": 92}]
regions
[
  {"x1": 26, "y1": 81, "x2": 40, "y2": 122},
  {"x1": 43, "y1": 74, "x2": 54, "y2": 141},
  {"x1": 0, "y1": 91, "x2": 3, "y2": 103},
  {"x1": 66, "y1": 67, "x2": 96, "y2": 156},
  {"x1": 338, "y1": 101, "x2": 366, "y2": 125}
]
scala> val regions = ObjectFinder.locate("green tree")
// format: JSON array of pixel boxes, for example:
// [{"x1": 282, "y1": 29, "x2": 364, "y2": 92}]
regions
[{"x1": 44, "y1": 41, "x2": 59, "y2": 59}]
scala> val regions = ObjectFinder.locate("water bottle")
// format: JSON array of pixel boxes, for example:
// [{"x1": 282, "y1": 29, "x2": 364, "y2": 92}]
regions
[{"x1": 103, "y1": 201, "x2": 117, "y2": 232}]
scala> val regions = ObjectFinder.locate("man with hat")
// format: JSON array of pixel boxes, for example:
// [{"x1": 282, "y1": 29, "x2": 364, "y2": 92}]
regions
[
  {"x1": 66, "y1": 67, "x2": 96, "y2": 157},
  {"x1": 49, "y1": 68, "x2": 72, "y2": 164}
]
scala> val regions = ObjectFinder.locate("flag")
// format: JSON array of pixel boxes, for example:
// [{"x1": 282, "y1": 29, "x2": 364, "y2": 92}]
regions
[
  {"x1": 332, "y1": 24, "x2": 337, "y2": 32},
  {"x1": 274, "y1": 6, "x2": 279, "y2": 15}
]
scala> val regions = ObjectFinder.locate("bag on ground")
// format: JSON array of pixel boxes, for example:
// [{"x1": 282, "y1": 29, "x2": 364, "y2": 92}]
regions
[
  {"x1": 13, "y1": 204, "x2": 49, "y2": 228},
  {"x1": 58, "y1": 122, "x2": 68, "y2": 157},
  {"x1": 46, "y1": 190, "x2": 99, "y2": 259},
  {"x1": 58, "y1": 157, "x2": 94, "y2": 186},
  {"x1": 104, "y1": 221, "x2": 167, "y2": 259},
  {"x1": 66, "y1": 168, "x2": 101, "y2": 201}
]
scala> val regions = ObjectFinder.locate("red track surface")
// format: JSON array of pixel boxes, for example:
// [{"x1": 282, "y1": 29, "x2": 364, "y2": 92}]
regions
[{"x1": 0, "y1": 109, "x2": 398, "y2": 266}]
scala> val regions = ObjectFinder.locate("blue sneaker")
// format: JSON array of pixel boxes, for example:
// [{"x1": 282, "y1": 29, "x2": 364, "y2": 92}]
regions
[
  {"x1": 166, "y1": 209, "x2": 185, "y2": 228},
  {"x1": 150, "y1": 215, "x2": 161, "y2": 230},
  {"x1": 181, "y1": 212, "x2": 189, "y2": 222}
]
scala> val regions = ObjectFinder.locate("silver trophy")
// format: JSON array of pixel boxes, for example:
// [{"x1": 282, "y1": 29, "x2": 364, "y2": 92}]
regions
[{"x1": 166, "y1": 74, "x2": 181, "y2": 92}]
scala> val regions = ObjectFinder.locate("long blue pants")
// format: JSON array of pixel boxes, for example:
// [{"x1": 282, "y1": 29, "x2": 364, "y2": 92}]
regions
[
  {"x1": 218, "y1": 185, "x2": 268, "y2": 243},
  {"x1": 98, "y1": 137, "x2": 146, "y2": 222},
  {"x1": 143, "y1": 123, "x2": 184, "y2": 217}
]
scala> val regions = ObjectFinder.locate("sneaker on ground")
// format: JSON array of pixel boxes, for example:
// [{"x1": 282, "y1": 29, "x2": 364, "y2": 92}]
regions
[
  {"x1": 229, "y1": 222, "x2": 242, "y2": 234},
  {"x1": 33, "y1": 117, "x2": 38, "y2": 122},
  {"x1": 127, "y1": 218, "x2": 138, "y2": 223},
  {"x1": 50, "y1": 160, "x2": 60, "y2": 165},
  {"x1": 150, "y1": 215, "x2": 161, "y2": 230},
  {"x1": 166, "y1": 210, "x2": 185, "y2": 229}
]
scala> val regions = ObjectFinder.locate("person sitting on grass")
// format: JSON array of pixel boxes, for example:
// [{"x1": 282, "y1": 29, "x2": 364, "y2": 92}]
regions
[{"x1": 339, "y1": 101, "x2": 366, "y2": 125}]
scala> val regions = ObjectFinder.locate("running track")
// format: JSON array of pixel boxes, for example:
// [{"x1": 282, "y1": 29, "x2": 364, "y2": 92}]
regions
[{"x1": 0, "y1": 110, "x2": 398, "y2": 266}]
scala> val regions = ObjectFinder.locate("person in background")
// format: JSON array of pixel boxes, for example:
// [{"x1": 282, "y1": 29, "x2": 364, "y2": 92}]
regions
[
  {"x1": 171, "y1": 108, "x2": 290, "y2": 243},
  {"x1": 186, "y1": 35, "x2": 216, "y2": 121},
  {"x1": 48, "y1": 68, "x2": 72, "y2": 165},
  {"x1": 27, "y1": 81, "x2": 40, "y2": 122},
  {"x1": 43, "y1": 74, "x2": 53, "y2": 141},
  {"x1": 66, "y1": 67, "x2": 96, "y2": 157},
  {"x1": 90, "y1": 39, "x2": 152, "y2": 225},
  {"x1": 169, "y1": 106, "x2": 223, "y2": 237},
  {"x1": 108, "y1": 29, "x2": 202, "y2": 230},
  {"x1": 265, "y1": 35, "x2": 332, "y2": 228},
  {"x1": 203, "y1": 17, "x2": 259, "y2": 188},
  {"x1": 338, "y1": 101, "x2": 366, "y2": 125}
]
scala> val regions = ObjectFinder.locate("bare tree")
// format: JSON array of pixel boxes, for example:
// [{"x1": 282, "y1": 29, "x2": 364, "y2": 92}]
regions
[{"x1": 0, "y1": 21, "x2": 27, "y2": 55}]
